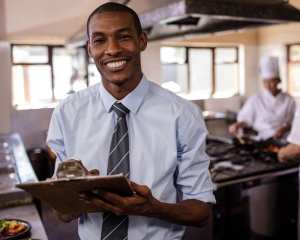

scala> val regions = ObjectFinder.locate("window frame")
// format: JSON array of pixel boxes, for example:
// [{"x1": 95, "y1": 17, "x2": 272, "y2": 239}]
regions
[
  {"x1": 161, "y1": 45, "x2": 239, "y2": 97},
  {"x1": 11, "y1": 44, "x2": 91, "y2": 104},
  {"x1": 287, "y1": 43, "x2": 300, "y2": 98}
]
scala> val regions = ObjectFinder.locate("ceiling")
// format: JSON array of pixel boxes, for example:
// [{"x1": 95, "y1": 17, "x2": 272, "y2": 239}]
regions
[
  {"x1": 1, "y1": 0, "x2": 176, "y2": 44},
  {"x1": 1, "y1": 0, "x2": 300, "y2": 45}
]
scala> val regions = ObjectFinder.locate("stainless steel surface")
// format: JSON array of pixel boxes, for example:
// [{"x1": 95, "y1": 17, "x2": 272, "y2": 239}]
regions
[
  {"x1": 67, "y1": 0, "x2": 300, "y2": 46},
  {"x1": 213, "y1": 167, "x2": 299, "y2": 190},
  {"x1": 138, "y1": 0, "x2": 300, "y2": 41},
  {"x1": 0, "y1": 204, "x2": 48, "y2": 240},
  {"x1": 206, "y1": 136, "x2": 299, "y2": 190},
  {"x1": 0, "y1": 163, "x2": 16, "y2": 174},
  {"x1": 0, "y1": 133, "x2": 38, "y2": 207}
]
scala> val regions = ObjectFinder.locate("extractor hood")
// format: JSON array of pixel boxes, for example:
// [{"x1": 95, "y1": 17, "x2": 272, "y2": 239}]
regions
[
  {"x1": 139, "y1": 0, "x2": 300, "y2": 41},
  {"x1": 66, "y1": 0, "x2": 300, "y2": 47}
]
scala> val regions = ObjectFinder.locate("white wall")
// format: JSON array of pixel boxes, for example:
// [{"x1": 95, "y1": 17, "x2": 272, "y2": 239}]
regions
[
  {"x1": 240, "y1": 45, "x2": 260, "y2": 99},
  {"x1": 0, "y1": 2, "x2": 12, "y2": 134},
  {"x1": 141, "y1": 41, "x2": 162, "y2": 85},
  {"x1": 0, "y1": 41, "x2": 12, "y2": 134}
]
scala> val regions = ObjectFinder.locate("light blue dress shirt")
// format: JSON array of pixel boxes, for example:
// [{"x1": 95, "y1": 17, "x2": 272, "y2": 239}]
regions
[{"x1": 46, "y1": 75, "x2": 216, "y2": 240}]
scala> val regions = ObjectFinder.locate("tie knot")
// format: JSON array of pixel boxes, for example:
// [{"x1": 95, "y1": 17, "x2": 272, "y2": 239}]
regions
[{"x1": 113, "y1": 102, "x2": 129, "y2": 118}]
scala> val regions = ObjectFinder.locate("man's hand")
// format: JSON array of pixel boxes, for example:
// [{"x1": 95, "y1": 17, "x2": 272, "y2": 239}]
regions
[
  {"x1": 80, "y1": 181, "x2": 212, "y2": 228},
  {"x1": 53, "y1": 159, "x2": 100, "y2": 222},
  {"x1": 70, "y1": 159, "x2": 100, "y2": 176},
  {"x1": 79, "y1": 181, "x2": 160, "y2": 216},
  {"x1": 273, "y1": 124, "x2": 291, "y2": 139},
  {"x1": 228, "y1": 122, "x2": 248, "y2": 135},
  {"x1": 53, "y1": 209, "x2": 81, "y2": 223},
  {"x1": 277, "y1": 143, "x2": 300, "y2": 163}
]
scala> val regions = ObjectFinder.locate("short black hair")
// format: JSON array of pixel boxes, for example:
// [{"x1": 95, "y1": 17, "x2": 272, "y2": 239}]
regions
[{"x1": 86, "y1": 2, "x2": 142, "y2": 39}]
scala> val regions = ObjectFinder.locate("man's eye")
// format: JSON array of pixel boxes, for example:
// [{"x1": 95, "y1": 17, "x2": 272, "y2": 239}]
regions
[
  {"x1": 120, "y1": 35, "x2": 131, "y2": 40},
  {"x1": 94, "y1": 38, "x2": 105, "y2": 44}
]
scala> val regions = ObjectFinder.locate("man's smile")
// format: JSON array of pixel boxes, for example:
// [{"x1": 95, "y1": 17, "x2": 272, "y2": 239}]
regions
[{"x1": 106, "y1": 60, "x2": 128, "y2": 69}]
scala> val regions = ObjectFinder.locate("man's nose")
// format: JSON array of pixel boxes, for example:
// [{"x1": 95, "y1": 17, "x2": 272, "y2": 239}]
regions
[{"x1": 105, "y1": 39, "x2": 122, "y2": 55}]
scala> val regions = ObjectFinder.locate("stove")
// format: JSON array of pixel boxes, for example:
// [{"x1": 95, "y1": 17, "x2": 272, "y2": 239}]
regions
[
  {"x1": 206, "y1": 136, "x2": 299, "y2": 186},
  {"x1": 195, "y1": 136, "x2": 300, "y2": 240}
]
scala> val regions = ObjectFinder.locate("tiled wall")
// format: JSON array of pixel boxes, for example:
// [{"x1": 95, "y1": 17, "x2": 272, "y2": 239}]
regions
[{"x1": 11, "y1": 108, "x2": 54, "y2": 150}]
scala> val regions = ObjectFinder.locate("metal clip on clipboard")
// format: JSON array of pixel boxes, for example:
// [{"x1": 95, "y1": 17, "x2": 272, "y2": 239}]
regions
[{"x1": 54, "y1": 160, "x2": 90, "y2": 181}]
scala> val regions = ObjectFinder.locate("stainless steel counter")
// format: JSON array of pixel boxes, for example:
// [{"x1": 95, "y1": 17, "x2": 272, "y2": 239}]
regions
[
  {"x1": 0, "y1": 133, "x2": 38, "y2": 207},
  {"x1": 0, "y1": 133, "x2": 48, "y2": 239},
  {"x1": 0, "y1": 203, "x2": 48, "y2": 239}
]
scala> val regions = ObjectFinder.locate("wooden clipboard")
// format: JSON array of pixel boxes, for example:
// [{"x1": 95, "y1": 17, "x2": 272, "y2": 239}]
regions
[{"x1": 15, "y1": 174, "x2": 133, "y2": 215}]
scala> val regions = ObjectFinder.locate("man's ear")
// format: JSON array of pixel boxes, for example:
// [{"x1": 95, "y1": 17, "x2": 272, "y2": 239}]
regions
[
  {"x1": 86, "y1": 39, "x2": 92, "y2": 57},
  {"x1": 139, "y1": 32, "x2": 148, "y2": 52}
]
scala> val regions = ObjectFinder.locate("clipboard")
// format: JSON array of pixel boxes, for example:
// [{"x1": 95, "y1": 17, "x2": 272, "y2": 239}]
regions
[{"x1": 15, "y1": 161, "x2": 133, "y2": 215}]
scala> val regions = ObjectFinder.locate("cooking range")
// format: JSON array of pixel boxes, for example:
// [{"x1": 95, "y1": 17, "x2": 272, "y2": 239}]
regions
[
  {"x1": 203, "y1": 136, "x2": 298, "y2": 240},
  {"x1": 206, "y1": 136, "x2": 299, "y2": 187}
]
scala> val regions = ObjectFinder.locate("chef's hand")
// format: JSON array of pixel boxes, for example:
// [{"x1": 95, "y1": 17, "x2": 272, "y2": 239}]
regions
[
  {"x1": 79, "y1": 181, "x2": 160, "y2": 216},
  {"x1": 228, "y1": 122, "x2": 248, "y2": 135},
  {"x1": 273, "y1": 124, "x2": 291, "y2": 139},
  {"x1": 277, "y1": 143, "x2": 300, "y2": 163},
  {"x1": 273, "y1": 129, "x2": 284, "y2": 139},
  {"x1": 273, "y1": 127, "x2": 287, "y2": 139},
  {"x1": 277, "y1": 147, "x2": 289, "y2": 163},
  {"x1": 228, "y1": 122, "x2": 238, "y2": 135}
]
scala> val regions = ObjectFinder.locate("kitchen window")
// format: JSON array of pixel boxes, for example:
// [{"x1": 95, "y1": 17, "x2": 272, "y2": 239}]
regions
[
  {"x1": 11, "y1": 45, "x2": 101, "y2": 109},
  {"x1": 160, "y1": 46, "x2": 239, "y2": 99},
  {"x1": 287, "y1": 44, "x2": 300, "y2": 98}
]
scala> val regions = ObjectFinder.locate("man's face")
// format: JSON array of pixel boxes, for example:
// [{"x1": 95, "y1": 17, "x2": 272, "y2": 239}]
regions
[
  {"x1": 263, "y1": 78, "x2": 280, "y2": 96},
  {"x1": 86, "y1": 12, "x2": 147, "y2": 88}
]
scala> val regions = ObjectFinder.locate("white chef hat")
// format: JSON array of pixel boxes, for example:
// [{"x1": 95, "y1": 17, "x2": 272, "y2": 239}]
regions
[{"x1": 259, "y1": 56, "x2": 280, "y2": 79}]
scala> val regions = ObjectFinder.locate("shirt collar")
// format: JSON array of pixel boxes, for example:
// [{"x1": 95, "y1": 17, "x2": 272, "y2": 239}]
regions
[{"x1": 99, "y1": 74, "x2": 150, "y2": 114}]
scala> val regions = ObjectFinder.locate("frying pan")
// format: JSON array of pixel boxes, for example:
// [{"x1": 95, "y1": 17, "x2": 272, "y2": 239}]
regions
[
  {"x1": 254, "y1": 138, "x2": 288, "y2": 158},
  {"x1": 232, "y1": 136, "x2": 288, "y2": 158},
  {"x1": 232, "y1": 136, "x2": 255, "y2": 150}
]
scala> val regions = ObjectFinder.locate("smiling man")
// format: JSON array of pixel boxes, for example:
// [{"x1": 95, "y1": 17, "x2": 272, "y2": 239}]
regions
[{"x1": 46, "y1": 2, "x2": 215, "y2": 240}]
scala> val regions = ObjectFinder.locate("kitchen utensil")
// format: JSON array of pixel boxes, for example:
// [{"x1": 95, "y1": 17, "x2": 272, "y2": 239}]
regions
[{"x1": 234, "y1": 134, "x2": 245, "y2": 144}]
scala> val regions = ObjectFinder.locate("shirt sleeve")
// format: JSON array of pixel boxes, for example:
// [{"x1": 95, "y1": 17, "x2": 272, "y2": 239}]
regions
[
  {"x1": 285, "y1": 97, "x2": 296, "y2": 125},
  {"x1": 176, "y1": 104, "x2": 216, "y2": 204},
  {"x1": 287, "y1": 104, "x2": 300, "y2": 145},
  {"x1": 237, "y1": 95, "x2": 256, "y2": 127},
  {"x1": 46, "y1": 105, "x2": 67, "y2": 170}
]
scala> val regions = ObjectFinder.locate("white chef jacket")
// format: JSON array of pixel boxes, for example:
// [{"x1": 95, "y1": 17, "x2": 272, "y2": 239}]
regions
[
  {"x1": 286, "y1": 104, "x2": 300, "y2": 240},
  {"x1": 287, "y1": 104, "x2": 300, "y2": 145},
  {"x1": 237, "y1": 90, "x2": 295, "y2": 140}
]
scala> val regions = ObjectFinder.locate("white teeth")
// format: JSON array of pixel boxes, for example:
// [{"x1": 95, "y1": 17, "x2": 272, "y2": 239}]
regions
[{"x1": 106, "y1": 60, "x2": 127, "y2": 68}]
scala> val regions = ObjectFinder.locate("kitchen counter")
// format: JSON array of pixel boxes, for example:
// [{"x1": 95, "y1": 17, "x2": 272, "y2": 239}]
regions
[
  {"x1": 202, "y1": 111, "x2": 226, "y2": 121},
  {"x1": 207, "y1": 135, "x2": 299, "y2": 190},
  {"x1": 0, "y1": 203, "x2": 48, "y2": 239},
  {"x1": 205, "y1": 135, "x2": 299, "y2": 240},
  {"x1": 0, "y1": 133, "x2": 48, "y2": 239}
]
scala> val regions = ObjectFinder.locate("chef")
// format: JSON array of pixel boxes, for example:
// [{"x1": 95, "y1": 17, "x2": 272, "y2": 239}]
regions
[
  {"x1": 229, "y1": 56, "x2": 296, "y2": 140},
  {"x1": 278, "y1": 104, "x2": 300, "y2": 240},
  {"x1": 229, "y1": 56, "x2": 296, "y2": 238}
]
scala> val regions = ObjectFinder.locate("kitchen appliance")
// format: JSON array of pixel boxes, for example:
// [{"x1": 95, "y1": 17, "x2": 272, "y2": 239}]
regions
[
  {"x1": 67, "y1": 0, "x2": 300, "y2": 46},
  {"x1": 207, "y1": 136, "x2": 299, "y2": 186},
  {"x1": 0, "y1": 134, "x2": 37, "y2": 208},
  {"x1": 200, "y1": 136, "x2": 298, "y2": 240},
  {"x1": 138, "y1": 0, "x2": 300, "y2": 41}
]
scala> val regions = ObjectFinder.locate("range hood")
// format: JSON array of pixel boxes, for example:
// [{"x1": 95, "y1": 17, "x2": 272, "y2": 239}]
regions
[{"x1": 139, "y1": 0, "x2": 300, "y2": 41}]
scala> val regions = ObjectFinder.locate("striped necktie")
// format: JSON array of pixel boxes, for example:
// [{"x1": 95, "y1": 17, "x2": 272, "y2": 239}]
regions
[{"x1": 101, "y1": 102, "x2": 129, "y2": 240}]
